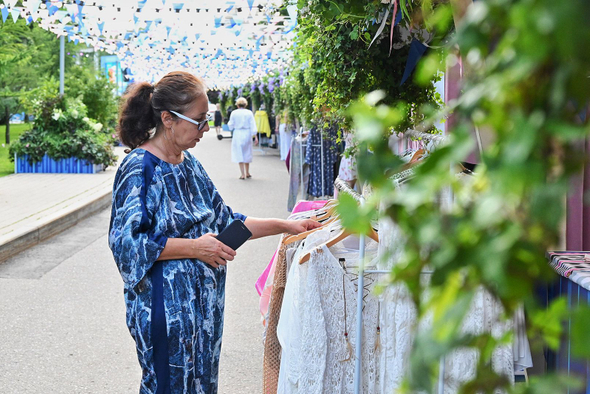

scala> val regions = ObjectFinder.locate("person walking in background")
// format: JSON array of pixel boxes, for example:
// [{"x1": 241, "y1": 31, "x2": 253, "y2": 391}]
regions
[
  {"x1": 228, "y1": 97, "x2": 258, "y2": 180},
  {"x1": 214, "y1": 103, "x2": 223, "y2": 139},
  {"x1": 109, "y1": 71, "x2": 320, "y2": 394}
]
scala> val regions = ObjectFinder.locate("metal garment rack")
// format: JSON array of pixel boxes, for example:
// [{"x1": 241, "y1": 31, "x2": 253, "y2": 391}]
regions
[{"x1": 336, "y1": 129, "x2": 447, "y2": 394}]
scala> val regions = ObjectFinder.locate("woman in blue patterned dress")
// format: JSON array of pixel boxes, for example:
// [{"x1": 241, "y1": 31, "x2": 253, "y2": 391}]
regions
[{"x1": 108, "y1": 71, "x2": 320, "y2": 394}]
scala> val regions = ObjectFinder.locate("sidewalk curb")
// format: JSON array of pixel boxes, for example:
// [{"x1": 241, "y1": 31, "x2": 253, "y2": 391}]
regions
[{"x1": 0, "y1": 192, "x2": 112, "y2": 263}]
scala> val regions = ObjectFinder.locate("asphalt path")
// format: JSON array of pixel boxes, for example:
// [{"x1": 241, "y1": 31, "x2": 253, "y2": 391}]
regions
[{"x1": 0, "y1": 130, "x2": 291, "y2": 393}]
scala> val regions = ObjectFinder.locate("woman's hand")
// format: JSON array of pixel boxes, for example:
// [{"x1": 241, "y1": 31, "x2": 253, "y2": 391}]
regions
[
  {"x1": 254, "y1": 136, "x2": 259, "y2": 146},
  {"x1": 193, "y1": 233, "x2": 237, "y2": 269},
  {"x1": 284, "y1": 219, "x2": 323, "y2": 235}
]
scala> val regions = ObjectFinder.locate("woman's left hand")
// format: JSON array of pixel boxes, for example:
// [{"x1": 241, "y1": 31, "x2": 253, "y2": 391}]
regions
[{"x1": 285, "y1": 219, "x2": 322, "y2": 235}]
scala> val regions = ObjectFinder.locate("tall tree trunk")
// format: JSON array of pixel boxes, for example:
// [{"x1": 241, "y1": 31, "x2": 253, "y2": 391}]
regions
[{"x1": 5, "y1": 107, "x2": 10, "y2": 145}]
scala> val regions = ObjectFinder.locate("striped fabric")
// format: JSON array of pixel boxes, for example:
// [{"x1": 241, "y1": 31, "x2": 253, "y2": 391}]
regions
[{"x1": 546, "y1": 251, "x2": 590, "y2": 290}]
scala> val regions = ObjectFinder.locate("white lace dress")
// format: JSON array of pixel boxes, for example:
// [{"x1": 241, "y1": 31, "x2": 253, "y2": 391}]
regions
[
  {"x1": 277, "y1": 231, "x2": 381, "y2": 394},
  {"x1": 377, "y1": 216, "x2": 515, "y2": 393},
  {"x1": 277, "y1": 228, "x2": 331, "y2": 394}
]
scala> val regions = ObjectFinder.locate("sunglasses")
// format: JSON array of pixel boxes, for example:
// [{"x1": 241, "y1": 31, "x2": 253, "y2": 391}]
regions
[{"x1": 169, "y1": 110, "x2": 212, "y2": 131}]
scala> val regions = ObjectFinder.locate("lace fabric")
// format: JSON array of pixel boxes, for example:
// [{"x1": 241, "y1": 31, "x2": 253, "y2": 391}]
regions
[
  {"x1": 377, "y1": 216, "x2": 515, "y2": 393},
  {"x1": 274, "y1": 228, "x2": 333, "y2": 394},
  {"x1": 277, "y1": 236, "x2": 381, "y2": 394}
]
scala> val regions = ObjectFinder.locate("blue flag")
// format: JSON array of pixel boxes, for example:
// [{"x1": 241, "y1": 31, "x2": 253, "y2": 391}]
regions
[{"x1": 400, "y1": 39, "x2": 427, "y2": 86}]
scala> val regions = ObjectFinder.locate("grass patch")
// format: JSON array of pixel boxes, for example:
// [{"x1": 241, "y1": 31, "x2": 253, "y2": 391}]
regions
[{"x1": 0, "y1": 124, "x2": 32, "y2": 177}]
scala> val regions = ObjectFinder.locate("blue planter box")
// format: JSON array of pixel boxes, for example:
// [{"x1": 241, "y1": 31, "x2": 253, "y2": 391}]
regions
[{"x1": 15, "y1": 154, "x2": 104, "y2": 174}]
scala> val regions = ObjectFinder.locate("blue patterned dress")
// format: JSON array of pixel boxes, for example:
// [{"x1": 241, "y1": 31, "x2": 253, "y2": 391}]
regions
[
  {"x1": 305, "y1": 126, "x2": 338, "y2": 197},
  {"x1": 108, "y1": 148, "x2": 246, "y2": 394}
]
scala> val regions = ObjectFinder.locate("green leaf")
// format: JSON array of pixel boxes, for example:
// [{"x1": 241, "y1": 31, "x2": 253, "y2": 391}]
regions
[
  {"x1": 571, "y1": 305, "x2": 590, "y2": 358},
  {"x1": 530, "y1": 298, "x2": 568, "y2": 350},
  {"x1": 335, "y1": 192, "x2": 373, "y2": 236}
]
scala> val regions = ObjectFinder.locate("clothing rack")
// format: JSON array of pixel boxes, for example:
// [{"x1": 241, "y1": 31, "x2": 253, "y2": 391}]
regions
[
  {"x1": 298, "y1": 127, "x2": 305, "y2": 200},
  {"x1": 336, "y1": 128, "x2": 447, "y2": 394},
  {"x1": 253, "y1": 131, "x2": 267, "y2": 156}
]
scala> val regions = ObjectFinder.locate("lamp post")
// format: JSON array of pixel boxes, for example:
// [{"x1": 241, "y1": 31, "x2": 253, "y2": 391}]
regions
[{"x1": 60, "y1": 35, "x2": 65, "y2": 95}]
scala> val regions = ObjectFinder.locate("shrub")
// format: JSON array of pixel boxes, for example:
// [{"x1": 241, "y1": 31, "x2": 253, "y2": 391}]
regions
[{"x1": 10, "y1": 91, "x2": 117, "y2": 168}]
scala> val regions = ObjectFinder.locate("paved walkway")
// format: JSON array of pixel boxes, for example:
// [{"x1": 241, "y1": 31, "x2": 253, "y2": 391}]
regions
[
  {"x1": 0, "y1": 147, "x2": 126, "y2": 262},
  {"x1": 0, "y1": 131, "x2": 291, "y2": 393}
]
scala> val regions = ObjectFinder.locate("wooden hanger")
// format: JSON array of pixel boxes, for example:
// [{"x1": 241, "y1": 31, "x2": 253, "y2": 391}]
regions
[
  {"x1": 312, "y1": 200, "x2": 338, "y2": 218},
  {"x1": 409, "y1": 148, "x2": 426, "y2": 163},
  {"x1": 282, "y1": 200, "x2": 339, "y2": 245},
  {"x1": 298, "y1": 225, "x2": 379, "y2": 264},
  {"x1": 283, "y1": 216, "x2": 338, "y2": 245}
]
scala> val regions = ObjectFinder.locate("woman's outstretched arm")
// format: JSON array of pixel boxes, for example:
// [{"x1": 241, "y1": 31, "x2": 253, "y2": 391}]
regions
[{"x1": 244, "y1": 217, "x2": 321, "y2": 240}]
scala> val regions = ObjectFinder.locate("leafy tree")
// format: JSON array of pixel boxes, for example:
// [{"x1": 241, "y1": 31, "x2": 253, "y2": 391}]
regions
[
  {"x1": 65, "y1": 63, "x2": 119, "y2": 132},
  {"x1": 0, "y1": 18, "x2": 31, "y2": 144},
  {"x1": 0, "y1": 18, "x2": 87, "y2": 143}
]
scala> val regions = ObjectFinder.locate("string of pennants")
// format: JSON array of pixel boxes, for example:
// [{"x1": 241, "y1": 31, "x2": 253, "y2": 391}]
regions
[{"x1": 0, "y1": 0, "x2": 298, "y2": 89}]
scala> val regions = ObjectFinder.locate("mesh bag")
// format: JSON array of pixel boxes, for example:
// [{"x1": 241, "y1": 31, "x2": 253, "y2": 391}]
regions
[{"x1": 262, "y1": 243, "x2": 288, "y2": 394}]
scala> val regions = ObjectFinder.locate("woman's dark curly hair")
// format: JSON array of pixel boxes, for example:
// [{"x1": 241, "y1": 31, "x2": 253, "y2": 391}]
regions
[{"x1": 117, "y1": 71, "x2": 207, "y2": 151}]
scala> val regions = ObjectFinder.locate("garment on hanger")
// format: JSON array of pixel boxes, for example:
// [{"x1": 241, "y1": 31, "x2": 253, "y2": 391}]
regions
[
  {"x1": 255, "y1": 110, "x2": 272, "y2": 138},
  {"x1": 277, "y1": 227, "x2": 381, "y2": 394},
  {"x1": 547, "y1": 251, "x2": 590, "y2": 288},
  {"x1": 288, "y1": 135, "x2": 310, "y2": 211},
  {"x1": 256, "y1": 201, "x2": 329, "y2": 325},
  {"x1": 306, "y1": 126, "x2": 338, "y2": 197},
  {"x1": 279, "y1": 112, "x2": 292, "y2": 161},
  {"x1": 377, "y1": 192, "x2": 517, "y2": 393},
  {"x1": 263, "y1": 241, "x2": 295, "y2": 394},
  {"x1": 337, "y1": 132, "x2": 357, "y2": 182},
  {"x1": 263, "y1": 229, "x2": 337, "y2": 394}
]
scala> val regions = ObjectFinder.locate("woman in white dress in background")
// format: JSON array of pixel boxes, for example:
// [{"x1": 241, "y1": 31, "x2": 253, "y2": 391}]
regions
[{"x1": 228, "y1": 97, "x2": 259, "y2": 179}]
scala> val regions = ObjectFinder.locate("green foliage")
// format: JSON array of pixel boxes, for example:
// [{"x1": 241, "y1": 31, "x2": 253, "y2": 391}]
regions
[
  {"x1": 64, "y1": 63, "x2": 119, "y2": 131},
  {"x1": 289, "y1": 0, "x2": 442, "y2": 129},
  {"x1": 10, "y1": 82, "x2": 117, "y2": 168},
  {"x1": 0, "y1": 18, "x2": 86, "y2": 122},
  {"x1": 344, "y1": 0, "x2": 590, "y2": 392},
  {"x1": 219, "y1": 0, "x2": 442, "y2": 130}
]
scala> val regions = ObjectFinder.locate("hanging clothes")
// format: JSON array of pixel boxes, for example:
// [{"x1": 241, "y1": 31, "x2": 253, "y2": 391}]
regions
[
  {"x1": 255, "y1": 110, "x2": 272, "y2": 138},
  {"x1": 305, "y1": 126, "x2": 338, "y2": 197},
  {"x1": 377, "y1": 205, "x2": 516, "y2": 393},
  {"x1": 288, "y1": 135, "x2": 310, "y2": 211},
  {"x1": 263, "y1": 236, "x2": 316, "y2": 394},
  {"x1": 256, "y1": 200, "x2": 329, "y2": 297},
  {"x1": 337, "y1": 131, "x2": 357, "y2": 182},
  {"x1": 276, "y1": 226, "x2": 381, "y2": 394},
  {"x1": 278, "y1": 111, "x2": 292, "y2": 161}
]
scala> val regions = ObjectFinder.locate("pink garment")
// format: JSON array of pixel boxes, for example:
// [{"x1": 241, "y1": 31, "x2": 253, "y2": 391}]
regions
[
  {"x1": 291, "y1": 199, "x2": 328, "y2": 214},
  {"x1": 256, "y1": 249, "x2": 277, "y2": 296},
  {"x1": 255, "y1": 200, "x2": 329, "y2": 321}
]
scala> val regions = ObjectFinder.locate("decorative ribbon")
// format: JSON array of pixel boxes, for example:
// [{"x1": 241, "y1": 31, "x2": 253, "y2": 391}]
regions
[
  {"x1": 389, "y1": 0, "x2": 398, "y2": 55},
  {"x1": 368, "y1": 2, "x2": 392, "y2": 50}
]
